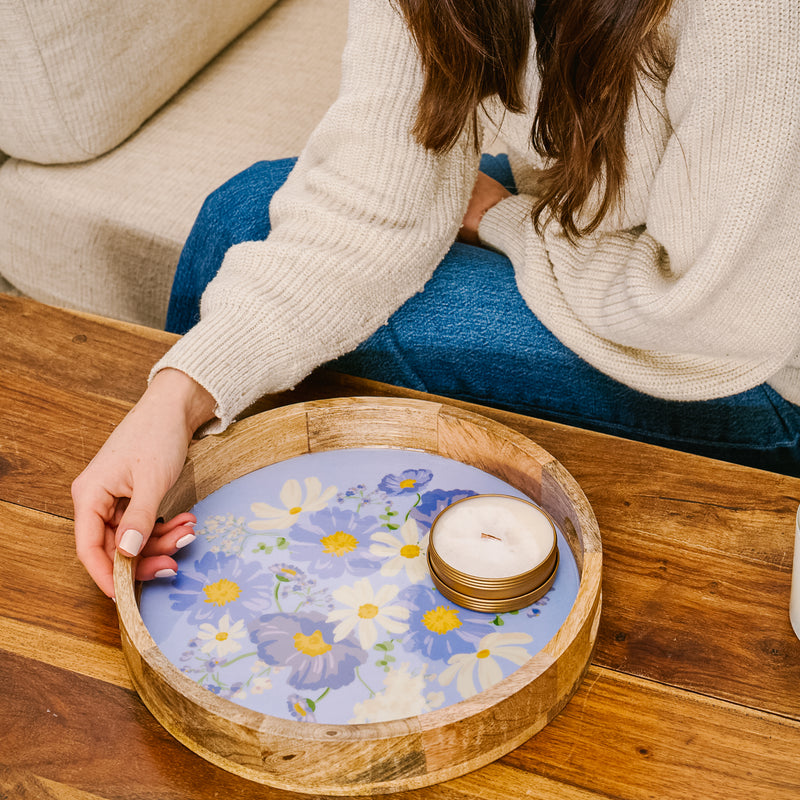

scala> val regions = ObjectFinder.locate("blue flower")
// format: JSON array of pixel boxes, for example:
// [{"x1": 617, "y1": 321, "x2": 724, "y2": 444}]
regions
[
  {"x1": 289, "y1": 507, "x2": 382, "y2": 578},
  {"x1": 287, "y1": 694, "x2": 318, "y2": 723},
  {"x1": 378, "y1": 469, "x2": 433, "y2": 496},
  {"x1": 409, "y1": 488, "x2": 477, "y2": 530},
  {"x1": 396, "y1": 584, "x2": 492, "y2": 662},
  {"x1": 249, "y1": 612, "x2": 366, "y2": 691},
  {"x1": 168, "y1": 550, "x2": 273, "y2": 624}
]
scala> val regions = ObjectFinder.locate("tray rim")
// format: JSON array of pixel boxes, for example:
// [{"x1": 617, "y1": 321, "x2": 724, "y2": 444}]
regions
[{"x1": 114, "y1": 396, "x2": 602, "y2": 795}]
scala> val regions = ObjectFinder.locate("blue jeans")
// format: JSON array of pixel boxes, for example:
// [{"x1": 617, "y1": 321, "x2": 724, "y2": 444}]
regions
[{"x1": 167, "y1": 156, "x2": 800, "y2": 475}]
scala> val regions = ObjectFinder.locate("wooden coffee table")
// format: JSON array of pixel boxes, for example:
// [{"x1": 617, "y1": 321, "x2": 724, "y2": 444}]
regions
[{"x1": 2, "y1": 294, "x2": 799, "y2": 799}]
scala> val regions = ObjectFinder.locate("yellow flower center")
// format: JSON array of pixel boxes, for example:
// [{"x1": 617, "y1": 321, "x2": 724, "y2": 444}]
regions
[
  {"x1": 422, "y1": 605, "x2": 462, "y2": 635},
  {"x1": 203, "y1": 578, "x2": 241, "y2": 606},
  {"x1": 358, "y1": 603, "x2": 379, "y2": 619},
  {"x1": 400, "y1": 544, "x2": 420, "y2": 559},
  {"x1": 280, "y1": 567, "x2": 297, "y2": 576},
  {"x1": 294, "y1": 702, "x2": 307, "y2": 717},
  {"x1": 294, "y1": 630, "x2": 332, "y2": 657},
  {"x1": 476, "y1": 649, "x2": 491, "y2": 659},
  {"x1": 320, "y1": 531, "x2": 358, "y2": 557},
  {"x1": 399, "y1": 478, "x2": 416, "y2": 489},
  {"x1": 216, "y1": 631, "x2": 229, "y2": 642},
  {"x1": 289, "y1": 506, "x2": 302, "y2": 515}
]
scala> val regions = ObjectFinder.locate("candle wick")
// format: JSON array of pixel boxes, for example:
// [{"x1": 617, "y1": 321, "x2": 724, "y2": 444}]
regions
[{"x1": 480, "y1": 532, "x2": 502, "y2": 542}]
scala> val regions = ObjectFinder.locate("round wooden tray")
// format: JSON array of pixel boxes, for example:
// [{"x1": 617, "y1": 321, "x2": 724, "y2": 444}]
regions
[{"x1": 114, "y1": 397, "x2": 602, "y2": 795}]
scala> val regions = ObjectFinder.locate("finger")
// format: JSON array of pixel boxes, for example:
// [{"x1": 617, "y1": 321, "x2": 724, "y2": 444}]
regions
[
  {"x1": 152, "y1": 512, "x2": 196, "y2": 538},
  {"x1": 135, "y1": 554, "x2": 180, "y2": 583},
  {"x1": 72, "y1": 484, "x2": 118, "y2": 599},
  {"x1": 115, "y1": 479, "x2": 166, "y2": 559},
  {"x1": 141, "y1": 522, "x2": 197, "y2": 558}
]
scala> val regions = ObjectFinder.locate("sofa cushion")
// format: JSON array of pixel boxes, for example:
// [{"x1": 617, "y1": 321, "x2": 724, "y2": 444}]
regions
[
  {"x1": 0, "y1": 0, "x2": 279, "y2": 164},
  {"x1": 0, "y1": 0, "x2": 348, "y2": 327}
]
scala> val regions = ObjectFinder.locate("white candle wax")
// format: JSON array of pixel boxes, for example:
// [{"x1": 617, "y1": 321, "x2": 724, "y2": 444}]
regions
[
  {"x1": 433, "y1": 495, "x2": 555, "y2": 579},
  {"x1": 791, "y1": 505, "x2": 800, "y2": 640}
]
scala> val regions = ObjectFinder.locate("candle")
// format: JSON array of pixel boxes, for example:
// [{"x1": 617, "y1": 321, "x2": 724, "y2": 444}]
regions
[
  {"x1": 791, "y1": 505, "x2": 800, "y2": 641},
  {"x1": 427, "y1": 494, "x2": 559, "y2": 612},
  {"x1": 432, "y1": 495, "x2": 554, "y2": 579}
]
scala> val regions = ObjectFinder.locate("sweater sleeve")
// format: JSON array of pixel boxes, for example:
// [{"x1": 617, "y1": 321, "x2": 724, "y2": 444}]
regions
[
  {"x1": 153, "y1": 0, "x2": 480, "y2": 429},
  {"x1": 479, "y1": 0, "x2": 800, "y2": 401}
]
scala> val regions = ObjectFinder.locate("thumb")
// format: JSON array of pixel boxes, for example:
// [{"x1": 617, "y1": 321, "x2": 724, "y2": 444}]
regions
[{"x1": 116, "y1": 483, "x2": 164, "y2": 558}]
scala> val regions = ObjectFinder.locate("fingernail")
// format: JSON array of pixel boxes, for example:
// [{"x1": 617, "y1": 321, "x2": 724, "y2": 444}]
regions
[
  {"x1": 176, "y1": 533, "x2": 196, "y2": 549},
  {"x1": 154, "y1": 568, "x2": 177, "y2": 579},
  {"x1": 119, "y1": 529, "x2": 143, "y2": 557},
  {"x1": 185, "y1": 521, "x2": 197, "y2": 528}
]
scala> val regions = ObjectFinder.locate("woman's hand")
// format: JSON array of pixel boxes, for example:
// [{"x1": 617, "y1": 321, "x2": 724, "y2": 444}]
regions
[
  {"x1": 457, "y1": 171, "x2": 511, "y2": 246},
  {"x1": 71, "y1": 368, "x2": 217, "y2": 598}
]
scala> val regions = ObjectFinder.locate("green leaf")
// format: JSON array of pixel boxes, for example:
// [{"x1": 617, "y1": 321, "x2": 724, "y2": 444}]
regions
[
  {"x1": 386, "y1": 524, "x2": 399, "y2": 530},
  {"x1": 277, "y1": 537, "x2": 289, "y2": 550},
  {"x1": 491, "y1": 615, "x2": 504, "y2": 626},
  {"x1": 306, "y1": 698, "x2": 316, "y2": 711},
  {"x1": 276, "y1": 574, "x2": 290, "y2": 583}
]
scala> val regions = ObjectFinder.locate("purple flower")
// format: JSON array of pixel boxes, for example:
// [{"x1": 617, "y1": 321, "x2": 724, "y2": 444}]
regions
[
  {"x1": 378, "y1": 469, "x2": 433, "y2": 496},
  {"x1": 397, "y1": 584, "x2": 491, "y2": 662},
  {"x1": 289, "y1": 507, "x2": 381, "y2": 578},
  {"x1": 409, "y1": 488, "x2": 477, "y2": 530},
  {"x1": 168, "y1": 550, "x2": 273, "y2": 623},
  {"x1": 287, "y1": 694, "x2": 318, "y2": 723},
  {"x1": 249, "y1": 612, "x2": 366, "y2": 691}
]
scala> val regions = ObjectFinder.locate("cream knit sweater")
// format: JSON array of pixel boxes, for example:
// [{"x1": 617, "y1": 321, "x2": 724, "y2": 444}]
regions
[{"x1": 155, "y1": 0, "x2": 800, "y2": 431}]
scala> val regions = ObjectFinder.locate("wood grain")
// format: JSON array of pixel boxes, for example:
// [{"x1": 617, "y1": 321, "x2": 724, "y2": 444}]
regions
[
  {"x1": 0, "y1": 501, "x2": 120, "y2": 648},
  {"x1": 0, "y1": 373, "x2": 128, "y2": 517},
  {"x1": 3, "y1": 650, "x2": 798, "y2": 800},
  {"x1": 596, "y1": 530, "x2": 800, "y2": 717},
  {"x1": 0, "y1": 294, "x2": 174, "y2": 406},
  {"x1": 504, "y1": 666, "x2": 800, "y2": 800},
  {"x1": 5, "y1": 298, "x2": 800, "y2": 799}
]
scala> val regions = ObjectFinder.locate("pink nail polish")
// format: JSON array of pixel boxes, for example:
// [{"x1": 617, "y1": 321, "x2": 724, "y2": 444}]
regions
[
  {"x1": 119, "y1": 529, "x2": 143, "y2": 557},
  {"x1": 176, "y1": 533, "x2": 196, "y2": 549},
  {"x1": 154, "y1": 568, "x2": 177, "y2": 579}
]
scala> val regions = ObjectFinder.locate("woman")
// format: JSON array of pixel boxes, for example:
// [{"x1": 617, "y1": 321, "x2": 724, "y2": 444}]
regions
[{"x1": 72, "y1": 0, "x2": 800, "y2": 597}]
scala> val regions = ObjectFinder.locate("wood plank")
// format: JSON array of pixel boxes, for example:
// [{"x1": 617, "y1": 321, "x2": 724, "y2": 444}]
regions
[
  {"x1": 0, "y1": 766, "x2": 110, "y2": 800},
  {"x1": 3, "y1": 650, "x2": 797, "y2": 800},
  {"x1": 596, "y1": 526, "x2": 800, "y2": 718},
  {"x1": 0, "y1": 373, "x2": 130, "y2": 515},
  {"x1": 0, "y1": 502, "x2": 120, "y2": 648},
  {"x1": 503, "y1": 666, "x2": 800, "y2": 800},
  {"x1": 0, "y1": 617, "x2": 131, "y2": 690},
  {"x1": 0, "y1": 294, "x2": 175, "y2": 406}
]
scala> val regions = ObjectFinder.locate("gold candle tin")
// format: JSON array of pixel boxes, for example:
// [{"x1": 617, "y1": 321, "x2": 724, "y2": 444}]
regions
[{"x1": 427, "y1": 494, "x2": 560, "y2": 613}]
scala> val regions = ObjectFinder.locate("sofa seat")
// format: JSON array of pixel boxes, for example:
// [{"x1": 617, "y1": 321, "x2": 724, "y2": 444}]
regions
[{"x1": 0, "y1": 0, "x2": 347, "y2": 328}]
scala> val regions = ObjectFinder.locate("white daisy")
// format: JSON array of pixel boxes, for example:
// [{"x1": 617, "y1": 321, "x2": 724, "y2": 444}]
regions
[
  {"x1": 369, "y1": 517, "x2": 429, "y2": 583},
  {"x1": 327, "y1": 578, "x2": 409, "y2": 650},
  {"x1": 350, "y1": 663, "x2": 443, "y2": 723},
  {"x1": 196, "y1": 613, "x2": 247, "y2": 658},
  {"x1": 438, "y1": 632, "x2": 533, "y2": 699},
  {"x1": 249, "y1": 477, "x2": 337, "y2": 530}
]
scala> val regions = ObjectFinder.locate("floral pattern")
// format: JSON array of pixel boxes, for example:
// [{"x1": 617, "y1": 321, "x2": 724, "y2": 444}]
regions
[{"x1": 139, "y1": 448, "x2": 579, "y2": 724}]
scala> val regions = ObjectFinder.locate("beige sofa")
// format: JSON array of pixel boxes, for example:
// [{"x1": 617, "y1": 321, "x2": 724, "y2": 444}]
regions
[{"x1": 0, "y1": 0, "x2": 348, "y2": 328}]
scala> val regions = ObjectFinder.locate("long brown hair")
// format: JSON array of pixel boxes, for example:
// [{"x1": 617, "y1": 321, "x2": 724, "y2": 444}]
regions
[{"x1": 396, "y1": 0, "x2": 673, "y2": 239}]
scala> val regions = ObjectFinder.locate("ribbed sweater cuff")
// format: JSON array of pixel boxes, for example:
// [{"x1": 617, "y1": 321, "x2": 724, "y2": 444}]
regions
[{"x1": 477, "y1": 194, "x2": 536, "y2": 264}]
